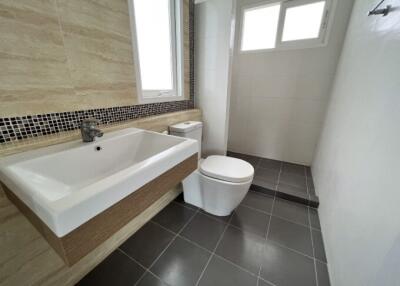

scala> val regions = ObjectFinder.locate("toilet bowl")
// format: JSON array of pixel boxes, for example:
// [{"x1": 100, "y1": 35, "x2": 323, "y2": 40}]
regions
[
  {"x1": 182, "y1": 155, "x2": 253, "y2": 216},
  {"x1": 169, "y1": 121, "x2": 254, "y2": 216}
]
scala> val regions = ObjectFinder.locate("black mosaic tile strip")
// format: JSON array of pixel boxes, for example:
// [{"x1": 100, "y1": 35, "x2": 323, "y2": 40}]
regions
[
  {"x1": 0, "y1": 0, "x2": 196, "y2": 145},
  {"x1": 0, "y1": 100, "x2": 194, "y2": 144}
]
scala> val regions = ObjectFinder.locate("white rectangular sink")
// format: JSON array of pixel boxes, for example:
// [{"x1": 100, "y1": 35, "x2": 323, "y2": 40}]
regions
[{"x1": 0, "y1": 128, "x2": 198, "y2": 237}]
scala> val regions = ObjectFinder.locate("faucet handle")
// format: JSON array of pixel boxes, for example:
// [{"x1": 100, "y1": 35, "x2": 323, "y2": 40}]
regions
[{"x1": 81, "y1": 118, "x2": 100, "y2": 127}]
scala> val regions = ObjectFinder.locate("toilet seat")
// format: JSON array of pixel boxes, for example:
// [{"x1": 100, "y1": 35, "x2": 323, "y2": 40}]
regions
[{"x1": 200, "y1": 155, "x2": 254, "y2": 183}]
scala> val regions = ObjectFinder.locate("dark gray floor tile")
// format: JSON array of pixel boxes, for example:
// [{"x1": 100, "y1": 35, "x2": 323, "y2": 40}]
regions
[
  {"x1": 216, "y1": 226, "x2": 264, "y2": 274},
  {"x1": 137, "y1": 271, "x2": 168, "y2": 286},
  {"x1": 77, "y1": 250, "x2": 145, "y2": 286},
  {"x1": 241, "y1": 191, "x2": 274, "y2": 213},
  {"x1": 312, "y1": 229, "x2": 327, "y2": 262},
  {"x1": 252, "y1": 179, "x2": 277, "y2": 191},
  {"x1": 307, "y1": 178, "x2": 316, "y2": 195},
  {"x1": 316, "y1": 260, "x2": 331, "y2": 286},
  {"x1": 230, "y1": 205, "x2": 270, "y2": 237},
  {"x1": 273, "y1": 198, "x2": 309, "y2": 226},
  {"x1": 119, "y1": 222, "x2": 174, "y2": 268},
  {"x1": 200, "y1": 209, "x2": 232, "y2": 223},
  {"x1": 305, "y1": 166, "x2": 313, "y2": 178},
  {"x1": 261, "y1": 241, "x2": 316, "y2": 286},
  {"x1": 198, "y1": 255, "x2": 257, "y2": 286},
  {"x1": 308, "y1": 176, "x2": 315, "y2": 189},
  {"x1": 227, "y1": 151, "x2": 260, "y2": 168},
  {"x1": 309, "y1": 208, "x2": 321, "y2": 230},
  {"x1": 282, "y1": 162, "x2": 306, "y2": 176},
  {"x1": 277, "y1": 182, "x2": 307, "y2": 194},
  {"x1": 276, "y1": 183, "x2": 310, "y2": 206},
  {"x1": 258, "y1": 279, "x2": 275, "y2": 286},
  {"x1": 174, "y1": 193, "x2": 199, "y2": 210},
  {"x1": 308, "y1": 185, "x2": 316, "y2": 196},
  {"x1": 268, "y1": 217, "x2": 313, "y2": 256},
  {"x1": 279, "y1": 172, "x2": 307, "y2": 190},
  {"x1": 254, "y1": 167, "x2": 280, "y2": 184},
  {"x1": 181, "y1": 212, "x2": 226, "y2": 251},
  {"x1": 308, "y1": 195, "x2": 320, "y2": 208},
  {"x1": 151, "y1": 237, "x2": 210, "y2": 286},
  {"x1": 152, "y1": 202, "x2": 196, "y2": 233},
  {"x1": 258, "y1": 158, "x2": 282, "y2": 170}
]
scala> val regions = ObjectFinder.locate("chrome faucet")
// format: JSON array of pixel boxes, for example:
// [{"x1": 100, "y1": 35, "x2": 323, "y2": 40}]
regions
[{"x1": 80, "y1": 118, "x2": 103, "y2": 142}]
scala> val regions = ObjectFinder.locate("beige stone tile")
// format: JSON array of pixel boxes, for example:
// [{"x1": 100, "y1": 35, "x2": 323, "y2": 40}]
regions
[
  {"x1": 0, "y1": 0, "x2": 192, "y2": 115},
  {"x1": 56, "y1": 0, "x2": 131, "y2": 39}
]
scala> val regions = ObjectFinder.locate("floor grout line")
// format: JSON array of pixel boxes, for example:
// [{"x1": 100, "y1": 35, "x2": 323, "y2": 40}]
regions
[
  {"x1": 171, "y1": 200, "x2": 199, "y2": 211},
  {"x1": 251, "y1": 154, "x2": 319, "y2": 207},
  {"x1": 107, "y1": 168, "x2": 326, "y2": 286},
  {"x1": 155, "y1": 200, "x2": 320, "y2": 277},
  {"x1": 133, "y1": 208, "x2": 199, "y2": 286},
  {"x1": 194, "y1": 213, "x2": 234, "y2": 286},
  {"x1": 177, "y1": 230, "x2": 265, "y2": 281},
  {"x1": 101, "y1": 196, "x2": 327, "y2": 286},
  {"x1": 150, "y1": 220, "x2": 179, "y2": 235},
  {"x1": 240, "y1": 203, "x2": 273, "y2": 215},
  {"x1": 127, "y1": 201, "x2": 325, "y2": 285},
  {"x1": 265, "y1": 197, "x2": 276, "y2": 241},
  {"x1": 308, "y1": 207, "x2": 319, "y2": 286},
  {"x1": 118, "y1": 249, "x2": 173, "y2": 286},
  {"x1": 240, "y1": 199, "x2": 313, "y2": 229},
  {"x1": 275, "y1": 161, "x2": 283, "y2": 189},
  {"x1": 272, "y1": 213, "x2": 311, "y2": 228},
  {"x1": 153, "y1": 209, "x2": 329, "y2": 269},
  {"x1": 171, "y1": 202, "x2": 302, "y2": 285},
  {"x1": 249, "y1": 189, "x2": 275, "y2": 197},
  {"x1": 256, "y1": 192, "x2": 276, "y2": 285},
  {"x1": 195, "y1": 210, "x2": 232, "y2": 225},
  {"x1": 305, "y1": 166, "x2": 310, "y2": 196},
  {"x1": 256, "y1": 265, "x2": 262, "y2": 286}
]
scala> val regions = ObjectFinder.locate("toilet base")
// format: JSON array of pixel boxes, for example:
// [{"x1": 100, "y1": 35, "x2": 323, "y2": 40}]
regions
[{"x1": 182, "y1": 169, "x2": 252, "y2": 217}]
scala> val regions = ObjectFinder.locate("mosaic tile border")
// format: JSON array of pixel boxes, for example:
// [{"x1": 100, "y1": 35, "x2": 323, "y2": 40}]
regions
[
  {"x1": 0, "y1": 101, "x2": 193, "y2": 143},
  {"x1": 0, "y1": 0, "x2": 195, "y2": 145}
]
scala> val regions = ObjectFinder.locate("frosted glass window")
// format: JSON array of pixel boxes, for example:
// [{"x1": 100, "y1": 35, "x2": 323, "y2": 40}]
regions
[
  {"x1": 282, "y1": 1, "x2": 326, "y2": 42},
  {"x1": 133, "y1": 0, "x2": 174, "y2": 91},
  {"x1": 241, "y1": 3, "x2": 281, "y2": 51}
]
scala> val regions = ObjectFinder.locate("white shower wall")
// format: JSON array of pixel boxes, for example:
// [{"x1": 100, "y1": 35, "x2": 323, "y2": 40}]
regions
[
  {"x1": 195, "y1": 0, "x2": 235, "y2": 156},
  {"x1": 228, "y1": 0, "x2": 354, "y2": 165},
  {"x1": 312, "y1": 0, "x2": 400, "y2": 285}
]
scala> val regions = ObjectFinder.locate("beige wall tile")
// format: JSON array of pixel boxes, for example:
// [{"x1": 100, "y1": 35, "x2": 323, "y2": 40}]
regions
[{"x1": 0, "y1": 0, "x2": 191, "y2": 117}]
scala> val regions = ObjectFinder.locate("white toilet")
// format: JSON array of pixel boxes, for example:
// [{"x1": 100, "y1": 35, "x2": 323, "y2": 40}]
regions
[{"x1": 169, "y1": 121, "x2": 254, "y2": 216}]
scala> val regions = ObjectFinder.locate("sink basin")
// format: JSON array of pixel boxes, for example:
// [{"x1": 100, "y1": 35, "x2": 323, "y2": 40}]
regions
[{"x1": 0, "y1": 128, "x2": 198, "y2": 237}]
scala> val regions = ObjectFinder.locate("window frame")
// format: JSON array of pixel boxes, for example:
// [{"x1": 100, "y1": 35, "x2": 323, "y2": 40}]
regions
[
  {"x1": 239, "y1": 0, "x2": 334, "y2": 53},
  {"x1": 128, "y1": 0, "x2": 185, "y2": 104},
  {"x1": 240, "y1": 1, "x2": 282, "y2": 52}
]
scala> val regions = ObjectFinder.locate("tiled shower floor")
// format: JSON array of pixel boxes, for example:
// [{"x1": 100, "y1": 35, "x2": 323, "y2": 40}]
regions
[
  {"x1": 77, "y1": 191, "x2": 330, "y2": 286},
  {"x1": 227, "y1": 151, "x2": 319, "y2": 207}
]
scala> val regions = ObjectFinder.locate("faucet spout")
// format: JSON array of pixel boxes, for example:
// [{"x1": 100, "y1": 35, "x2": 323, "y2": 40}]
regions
[{"x1": 80, "y1": 119, "x2": 103, "y2": 142}]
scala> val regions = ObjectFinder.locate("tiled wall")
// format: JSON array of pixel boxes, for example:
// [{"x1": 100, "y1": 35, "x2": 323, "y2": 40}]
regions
[
  {"x1": 312, "y1": 0, "x2": 400, "y2": 284},
  {"x1": 195, "y1": 0, "x2": 234, "y2": 156},
  {"x1": 228, "y1": 0, "x2": 354, "y2": 165},
  {"x1": 0, "y1": 0, "x2": 195, "y2": 144}
]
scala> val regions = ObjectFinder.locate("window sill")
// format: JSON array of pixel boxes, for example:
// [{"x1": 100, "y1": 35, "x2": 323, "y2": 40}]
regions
[{"x1": 138, "y1": 95, "x2": 186, "y2": 104}]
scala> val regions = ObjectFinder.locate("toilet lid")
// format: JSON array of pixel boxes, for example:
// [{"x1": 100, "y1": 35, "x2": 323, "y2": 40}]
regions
[{"x1": 200, "y1": 155, "x2": 254, "y2": 183}]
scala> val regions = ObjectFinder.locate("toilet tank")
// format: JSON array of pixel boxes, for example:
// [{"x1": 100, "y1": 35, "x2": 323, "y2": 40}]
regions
[{"x1": 169, "y1": 121, "x2": 202, "y2": 158}]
